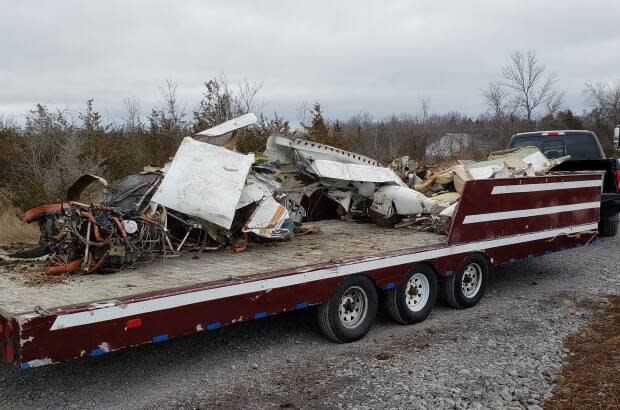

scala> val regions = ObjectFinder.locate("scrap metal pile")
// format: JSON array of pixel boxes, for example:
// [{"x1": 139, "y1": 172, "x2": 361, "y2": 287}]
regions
[{"x1": 23, "y1": 114, "x2": 569, "y2": 275}]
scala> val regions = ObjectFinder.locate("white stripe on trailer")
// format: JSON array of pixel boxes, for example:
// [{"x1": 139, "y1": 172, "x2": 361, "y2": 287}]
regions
[
  {"x1": 491, "y1": 179, "x2": 603, "y2": 195},
  {"x1": 462, "y1": 202, "x2": 600, "y2": 224},
  {"x1": 48, "y1": 223, "x2": 598, "y2": 331}
]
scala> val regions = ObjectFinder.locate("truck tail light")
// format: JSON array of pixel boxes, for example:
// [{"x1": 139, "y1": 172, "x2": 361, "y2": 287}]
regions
[{"x1": 616, "y1": 169, "x2": 620, "y2": 192}]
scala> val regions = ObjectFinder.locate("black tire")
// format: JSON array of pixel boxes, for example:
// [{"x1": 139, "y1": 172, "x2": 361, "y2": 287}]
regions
[
  {"x1": 385, "y1": 265, "x2": 438, "y2": 324},
  {"x1": 317, "y1": 275, "x2": 378, "y2": 343},
  {"x1": 443, "y1": 254, "x2": 489, "y2": 309},
  {"x1": 599, "y1": 214, "x2": 619, "y2": 237}
]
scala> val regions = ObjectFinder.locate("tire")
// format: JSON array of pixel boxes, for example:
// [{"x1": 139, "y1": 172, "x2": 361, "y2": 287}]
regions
[
  {"x1": 385, "y1": 265, "x2": 438, "y2": 324},
  {"x1": 443, "y1": 254, "x2": 489, "y2": 309},
  {"x1": 599, "y1": 214, "x2": 619, "y2": 237},
  {"x1": 317, "y1": 275, "x2": 378, "y2": 343}
]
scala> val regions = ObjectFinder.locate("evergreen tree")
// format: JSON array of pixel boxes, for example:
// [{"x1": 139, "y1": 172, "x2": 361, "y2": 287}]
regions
[{"x1": 305, "y1": 102, "x2": 329, "y2": 143}]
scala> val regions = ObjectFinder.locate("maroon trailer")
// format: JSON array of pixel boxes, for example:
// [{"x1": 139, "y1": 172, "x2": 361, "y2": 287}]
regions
[{"x1": 0, "y1": 172, "x2": 604, "y2": 368}]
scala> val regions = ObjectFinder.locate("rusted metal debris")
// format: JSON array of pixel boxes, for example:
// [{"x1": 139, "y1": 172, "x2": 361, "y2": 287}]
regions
[{"x1": 21, "y1": 114, "x2": 568, "y2": 275}]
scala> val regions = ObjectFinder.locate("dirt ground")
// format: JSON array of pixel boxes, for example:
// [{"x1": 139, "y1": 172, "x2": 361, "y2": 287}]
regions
[{"x1": 545, "y1": 294, "x2": 620, "y2": 410}]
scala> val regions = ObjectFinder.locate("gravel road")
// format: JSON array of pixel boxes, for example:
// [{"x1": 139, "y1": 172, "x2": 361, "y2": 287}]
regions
[{"x1": 0, "y1": 235, "x2": 618, "y2": 409}]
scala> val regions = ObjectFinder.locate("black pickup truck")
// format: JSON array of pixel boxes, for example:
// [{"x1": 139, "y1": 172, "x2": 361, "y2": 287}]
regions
[{"x1": 508, "y1": 130, "x2": 620, "y2": 237}]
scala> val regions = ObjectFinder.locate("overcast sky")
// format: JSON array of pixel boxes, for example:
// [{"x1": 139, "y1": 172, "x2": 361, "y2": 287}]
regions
[{"x1": 1, "y1": 0, "x2": 620, "y2": 125}]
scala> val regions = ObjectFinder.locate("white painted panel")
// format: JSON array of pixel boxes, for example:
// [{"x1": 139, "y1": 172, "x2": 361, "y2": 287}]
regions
[
  {"x1": 196, "y1": 113, "x2": 257, "y2": 137},
  {"x1": 462, "y1": 202, "x2": 600, "y2": 224},
  {"x1": 310, "y1": 159, "x2": 403, "y2": 184},
  {"x1": 490, "y1": 179, "x2": 603, "y2": 195},
  {"x1": 151, "y1": 137, "x2": 254, "y2": 229}
]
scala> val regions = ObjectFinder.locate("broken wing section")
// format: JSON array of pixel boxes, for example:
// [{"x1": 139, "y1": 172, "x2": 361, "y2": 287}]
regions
[{"x1": 151, "y1": 137, "x2": 255, "y2": 229}]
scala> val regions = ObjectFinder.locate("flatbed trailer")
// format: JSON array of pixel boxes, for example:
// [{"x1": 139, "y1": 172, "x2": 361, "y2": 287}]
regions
[{"x1": 0, "y1": 172, "x2": 604, "y2": 368}]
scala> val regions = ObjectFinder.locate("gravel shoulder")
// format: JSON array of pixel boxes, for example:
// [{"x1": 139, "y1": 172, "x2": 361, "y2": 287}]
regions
[{"x1": 0, "y1": 236, "x2": 618, "y2": 409}]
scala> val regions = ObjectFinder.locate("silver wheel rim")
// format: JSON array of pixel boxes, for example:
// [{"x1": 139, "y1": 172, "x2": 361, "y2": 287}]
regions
[
  {"x1": 338, "y1": 286, "x2": 368, "y2": 328},
  {"x1": 405, "y1": 273, "x2": 430, "y2": 312},
  {"x1": 461, "y1": 262, "x2": 482, "y2": 298}
]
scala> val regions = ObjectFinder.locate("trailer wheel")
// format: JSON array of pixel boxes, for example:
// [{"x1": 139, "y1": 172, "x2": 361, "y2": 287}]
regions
[
  {"x1": 385, "y1": 265, "x2": 437, "y2": 324},
  {"x1": 317, "y1": 275, "x2": 378, "y2": 343},
  {"x1": 599, "y1": 214, "x2": 619, "y2": 237},
  {"x1": 443, "y1": 254, "x2": 489, "y2": 309}
]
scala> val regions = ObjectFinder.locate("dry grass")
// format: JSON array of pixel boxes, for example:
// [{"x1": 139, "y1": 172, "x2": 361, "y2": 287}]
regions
[
  {"x1": 0, "y1": 190, "x2": 40, "y2": 246},
  {"x1": 545, "y1": 294, "x2": 620, "y2": 410}
]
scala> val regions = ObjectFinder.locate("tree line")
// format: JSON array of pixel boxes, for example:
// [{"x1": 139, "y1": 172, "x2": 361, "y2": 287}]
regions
[{"x1": 0, "y1": 51, "x2": 619, "y2": 211}]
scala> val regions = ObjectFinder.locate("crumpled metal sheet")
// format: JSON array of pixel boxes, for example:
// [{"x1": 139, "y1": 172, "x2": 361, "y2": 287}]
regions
[
  {"x1": 468, "y1": 146, "x2": 571, "y2": 180},
  {"x1": 196, "y1": 113, "x2": 257, "y2": 137},
  {"x1": 266, "y1": 135, "x2": 378, "y2": 167},
  {"x1": 308, "y1": 159, "x2": 404, "y2": 185},
  {"x1": 237, "y1": 172, "x2": 281, "y2": 209},
  {"x1": 371, "y1": 185, "x2": 442, "y2": 217},
  {"x1": 151, "y1": 137, "x2": 255, "y2": 229},
  {"x1": 243, "y1": 196, "x2": 293, "y2": 239}
]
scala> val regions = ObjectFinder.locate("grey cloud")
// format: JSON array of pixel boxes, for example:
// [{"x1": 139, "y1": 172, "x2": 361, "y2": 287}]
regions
[{"x1": 1, "y1": 0, "x2": 619, "y2": 123}]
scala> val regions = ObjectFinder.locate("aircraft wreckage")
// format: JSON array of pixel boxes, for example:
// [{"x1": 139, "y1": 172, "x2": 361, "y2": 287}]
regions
[{"x1": 22, "y1": 113, "x2": 569, "y2": 275}]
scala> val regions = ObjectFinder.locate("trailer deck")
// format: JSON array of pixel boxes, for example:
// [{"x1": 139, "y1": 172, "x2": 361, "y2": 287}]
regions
[
  {"x1": 0, "y1": 172, "x2": 605, "y2": 368},
  {"x1": 0, "y1": 221, "x2": 445, "y2": 317}
]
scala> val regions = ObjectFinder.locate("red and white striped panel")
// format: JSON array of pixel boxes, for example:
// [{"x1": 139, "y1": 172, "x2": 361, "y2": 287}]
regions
[{"x1": 447, "y1": 172, "x2": 604, "y2": 245}]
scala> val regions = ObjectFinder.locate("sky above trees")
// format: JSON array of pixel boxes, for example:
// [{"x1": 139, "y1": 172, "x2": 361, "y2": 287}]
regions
[{"x1": 1, "y1": 0, "x2": 620, "y2": 123}]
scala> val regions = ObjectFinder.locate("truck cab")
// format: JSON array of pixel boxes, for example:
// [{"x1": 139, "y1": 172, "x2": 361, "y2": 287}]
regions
[{"x1": 508, "y1": 130, "x2": 620, "y2": 237}]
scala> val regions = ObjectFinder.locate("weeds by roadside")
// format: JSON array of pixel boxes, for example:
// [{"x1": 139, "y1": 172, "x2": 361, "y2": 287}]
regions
[
  {"x1": 545, "y1": 294, "x2": 620, "y2": 409},
  {"x1": 0, "y1": 190, "x2": 39, "y2": 246}
]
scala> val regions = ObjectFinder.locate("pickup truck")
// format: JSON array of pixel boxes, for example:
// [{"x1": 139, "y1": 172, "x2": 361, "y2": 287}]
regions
[
  {"x1": 0, "y1": 170, "x2": 604, "y2": 368},
  {"x1": 508, "y1": 130, "x2": 620, "y2": 236}
]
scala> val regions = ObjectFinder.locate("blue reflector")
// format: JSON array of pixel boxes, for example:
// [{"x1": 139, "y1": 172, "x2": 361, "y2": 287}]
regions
[
  {"x1": 527, "y1": 254, "x2": 534, "y2": 260},
  {"x1": 21, "y1": 363, "x2": 30, "y2": 369},
  {"x1": 445, "y1": 270, "x2": 454, "y2": 277},
  {"x1": 207, "y1": 322, "x2": 221, "y2": 331},
  {"x1": 91, "y1": 348, "x2": 107, "y2": 356},
  {"x1": 152, "y1": 334, "x2": 169, "y2": 343},
  {"x1": 296, "y1": 302, "x2": 309, "y2": 309},
  {"x1": 386, "y1": 282, "x2": 395, "y2": 289},
  {"x1": 509, "y1": 257, "x2": 516, "y2": 264},
  {"x1": 254, "y1": 312, "x2": 268, "y2": 319}
]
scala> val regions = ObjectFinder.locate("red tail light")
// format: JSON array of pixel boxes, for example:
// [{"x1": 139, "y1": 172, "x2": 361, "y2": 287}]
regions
[
  {"x1": 616, "y1": 169, "x2": 620, "y2": 192},
  {"x1": 126, "y1": 318, "x2": 142, "y2": 329}
]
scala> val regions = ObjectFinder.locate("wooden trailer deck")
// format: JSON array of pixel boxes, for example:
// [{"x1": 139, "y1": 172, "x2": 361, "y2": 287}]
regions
[{"x1": 0, "y1": 220, "x2": 445, "y2": 316}]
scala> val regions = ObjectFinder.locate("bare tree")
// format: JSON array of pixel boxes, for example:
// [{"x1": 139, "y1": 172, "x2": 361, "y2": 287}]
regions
[
  {"x1": 584, "y1": 80, "x2": 620, "y2": 127},
  {"x1": 296, "y1": 101, "x2": 311, "y2": 129},
  {"x1": 123, "y1": 96, "x2": 142, "y2": 133},
  {"x1": 160, "y1": 79, "x2": 186, "y2": 133},
  {"x1": 418, "y1": 96, "x2": 431, "y2": 124},
  {"x1": 500, "y1": 50, "x2": 563, "y2": 121},
  {"x1": 236, "y1": 78, "x2": 263, "y2": 114},
  {"x1": 482, "y1": 82, "x2": 511, "y2": 120}
]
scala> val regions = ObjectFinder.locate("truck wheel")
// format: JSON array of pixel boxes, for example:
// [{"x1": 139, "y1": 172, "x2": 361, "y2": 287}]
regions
[
  {"x1": 443, "y1": 254, "x2": 489, "y2": 309},
  {"x1": 317, "y1": 275, "x2": 378, "y2": 343},
  {"x1": 385, "y1": 265, "x2": 437, "y2": 324},
  {"x1": 599, "y1": 214, "x2": 619, "y2": 237}
]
